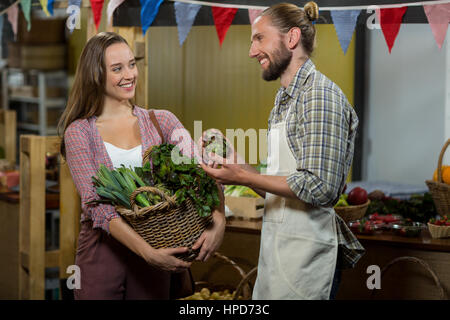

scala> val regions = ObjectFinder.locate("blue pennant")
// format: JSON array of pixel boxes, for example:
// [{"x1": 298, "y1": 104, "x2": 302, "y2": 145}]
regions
[
  {"x1": 174, "y1": 2, "x2": 201, "y2": 46},
  {"x1": 331, "y1": 10, "x2": 361, "y2": 54},
  {"x1": 140, "y1": 0, "x2": 164, "y2": 35}
]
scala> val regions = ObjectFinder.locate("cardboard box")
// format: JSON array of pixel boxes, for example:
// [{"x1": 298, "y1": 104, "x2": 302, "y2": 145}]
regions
[{"x1": 225, "y1": 196, "x2": 264, "y2": 220}]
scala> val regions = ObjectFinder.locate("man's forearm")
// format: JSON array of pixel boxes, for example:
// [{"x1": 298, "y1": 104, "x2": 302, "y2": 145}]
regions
[
  {"x1": 241, "y1": 171, "x2": 299, "y2": 200},
  {"x1": 240, "y1": 163, "x2": 267, "y2": 198}
]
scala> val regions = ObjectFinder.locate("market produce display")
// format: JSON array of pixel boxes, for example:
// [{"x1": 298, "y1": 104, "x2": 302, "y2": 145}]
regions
[
  {"x1": 366, "y1": 190, "x2": 437, "y2": 223},
  {"x1": 181, "y1": 287, "x2": 243, "y2": 300},
  {"x1": 90, "y1": 143, "x2": 220, "y2": 218},
  {"x1": 224, "y1": 185, "x2": 261, "y2": 198}
]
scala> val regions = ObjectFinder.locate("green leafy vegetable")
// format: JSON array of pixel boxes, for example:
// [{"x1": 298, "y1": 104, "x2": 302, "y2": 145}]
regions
[{"x1": 146, "y1": 143, "x2": 220, "y2": 217}]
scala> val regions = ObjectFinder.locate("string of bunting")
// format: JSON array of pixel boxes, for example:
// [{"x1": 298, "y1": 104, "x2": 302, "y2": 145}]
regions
[{"x1": 0, "y1": 0, "x2": 449, "y2": 53}]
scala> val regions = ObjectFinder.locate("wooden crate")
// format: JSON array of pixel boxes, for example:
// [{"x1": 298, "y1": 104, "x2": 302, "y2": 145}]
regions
[{"x1": 225, "y1": 196, "x2": 264, "y2": 220}]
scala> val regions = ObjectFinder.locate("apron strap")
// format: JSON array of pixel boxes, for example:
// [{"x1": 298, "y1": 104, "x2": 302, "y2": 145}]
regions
[{"x1": 148, "y1": 109, "x2": 165, "y2": 143}]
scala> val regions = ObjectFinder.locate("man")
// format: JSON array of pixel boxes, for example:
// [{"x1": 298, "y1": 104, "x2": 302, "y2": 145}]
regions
[{"x1": 200, "y1": 2, "x2": 364, "y2": 300}]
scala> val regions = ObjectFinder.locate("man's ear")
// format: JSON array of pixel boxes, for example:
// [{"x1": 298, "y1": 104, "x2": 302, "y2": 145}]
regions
[{"x1": 287, "y1": 27, "x2": 301, "y2": 49}]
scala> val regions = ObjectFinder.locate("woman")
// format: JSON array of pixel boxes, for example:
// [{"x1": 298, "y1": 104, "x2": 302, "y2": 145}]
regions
[{"x1": 58, "y1": 32, "x2": 225, "y2": 300}]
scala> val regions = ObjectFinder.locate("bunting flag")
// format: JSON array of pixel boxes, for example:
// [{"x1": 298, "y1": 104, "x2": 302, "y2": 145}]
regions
[
  {"x1": 6, "y1": 3, "x2": 18, "y2": 36},
  {"x1": 140, "y1": 0, "x2": 164, "y2": 35},
  {"x1": 174, "y1": 2, "x2": 201, "y2": 46},
  {"x1": 212, "y1": 7, "x2": 237, "y2": 46},
  {"x1": 107, "y1": 0, "x2": 125, "y2": 27},
  {"x1": 39, "y1": 0, "x2": 50, "y2": 16},
  {"x1": 248, "y1": 8, "x2": 263, "y2": 25},
  {"x1": 424, "y1": 3, "x2": 450, "y2": 49},
  {"x1": 67, "y1": 0, "x2": 82, "y2": 33},
  {"x1": 39, "y1": 0, "x2": 54, "y2": 16},
  {"x1": 90, "y1": 0, "x2": 105, "y2": 30},
  {"x1": 380, "y1": 7, "x2": 407, "y2": 53},
  {"x1": 330, "y1": 10, "x2": 361, "y2": 54},
  {"x1": 20, "y1": 0, "x2": 31, "y2": 31}
]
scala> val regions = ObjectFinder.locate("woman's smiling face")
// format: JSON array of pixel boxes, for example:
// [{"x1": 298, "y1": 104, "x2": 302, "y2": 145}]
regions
[{"x1": 104, "y1": 42, "x2": 138, "y2": 102}]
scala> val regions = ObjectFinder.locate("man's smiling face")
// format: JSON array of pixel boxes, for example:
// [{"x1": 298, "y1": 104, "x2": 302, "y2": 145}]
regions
[{"x1": 249, "y1": 15, "x2": 293, "y2": 81}]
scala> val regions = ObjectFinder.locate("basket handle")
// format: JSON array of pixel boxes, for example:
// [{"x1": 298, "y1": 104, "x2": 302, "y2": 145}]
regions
[
  {"x1": 129, "y1": 186, "x2": 176, "y2": 209},
  {"x1": 437, "y1": 139, "x2": 450, "y2": 183}
]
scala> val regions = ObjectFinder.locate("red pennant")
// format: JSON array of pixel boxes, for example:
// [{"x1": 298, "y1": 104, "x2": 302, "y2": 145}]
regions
[
  {"x1": 212, "y1": 7, "x2": 238, "y2": 46},
  {"x1": 380, "y1": 7, "x2": 407, "y2": 53},
  {"x1": 90, "y1": 0, "x2": 105, "y2": 30}
]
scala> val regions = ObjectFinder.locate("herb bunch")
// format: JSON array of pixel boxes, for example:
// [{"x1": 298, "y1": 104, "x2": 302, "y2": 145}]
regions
[{"x1": 143, "y1": 143, "x2": 220, "y2": 217}]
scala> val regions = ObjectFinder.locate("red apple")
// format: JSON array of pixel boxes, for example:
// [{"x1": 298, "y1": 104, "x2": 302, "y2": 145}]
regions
[{"x1": 347, "y1": 187, "x2": 368, "y2": 205}]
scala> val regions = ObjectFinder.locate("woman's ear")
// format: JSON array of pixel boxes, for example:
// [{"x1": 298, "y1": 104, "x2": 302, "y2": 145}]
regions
[{"x1": 287, "y1": 27, "x2": 301, "y2": 50}]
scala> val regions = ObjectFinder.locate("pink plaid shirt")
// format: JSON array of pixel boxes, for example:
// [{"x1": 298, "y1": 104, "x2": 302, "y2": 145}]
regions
[{"x1": 64, "y1": 106, "x2": 197, "y2": 234}]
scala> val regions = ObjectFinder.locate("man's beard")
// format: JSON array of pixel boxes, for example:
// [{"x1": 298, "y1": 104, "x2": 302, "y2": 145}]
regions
[{"x1": 262, "y1": 41, "x2": 292, "y2": 81}]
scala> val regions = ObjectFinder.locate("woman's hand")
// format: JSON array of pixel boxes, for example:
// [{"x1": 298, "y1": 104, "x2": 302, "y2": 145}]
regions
[
  {"x1": 143, "y1": 247, "x2": 192, "y2": 273},
  {"x1": 192, "y1": 209, "x2": 226, "y2": 262}
]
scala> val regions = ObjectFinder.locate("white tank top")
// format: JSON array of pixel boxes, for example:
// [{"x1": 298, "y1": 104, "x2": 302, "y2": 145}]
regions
[{"x1": 104, "y1": 142, "x2": 142, "y2": 169}]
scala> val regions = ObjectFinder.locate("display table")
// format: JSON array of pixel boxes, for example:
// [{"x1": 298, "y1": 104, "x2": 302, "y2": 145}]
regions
[{"x1": 194, "y1": 217, "x2": 450, "y2": 299}]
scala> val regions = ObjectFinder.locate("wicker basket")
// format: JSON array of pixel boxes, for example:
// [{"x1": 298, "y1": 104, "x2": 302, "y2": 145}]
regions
[
  {"x1": 334, "y1": 200, "x2": 370, "y2": 223},
  {"x1": 426, "y1": 139, "x2": 450, "y2": 217},
  {"x1": 116, "y1": 186, "x2": 212, "y2": 262},
  {"x1": 427, "y1": 223, "x2": 450, "y2": 239}
]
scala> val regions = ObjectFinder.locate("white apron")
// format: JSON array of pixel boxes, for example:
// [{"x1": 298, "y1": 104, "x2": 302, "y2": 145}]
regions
[{"x1": 252, "y1": 105, "x2": 338, "y2": 300}]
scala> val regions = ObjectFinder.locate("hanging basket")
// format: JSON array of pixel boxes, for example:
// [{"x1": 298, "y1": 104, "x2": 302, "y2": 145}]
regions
[{"x1": 425, "y1": 139, "x2": 450, "y2": 217}]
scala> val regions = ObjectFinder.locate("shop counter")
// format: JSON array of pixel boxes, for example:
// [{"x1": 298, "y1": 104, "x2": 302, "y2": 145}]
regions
[{"x1": 192, "y1": 217, "x2": 450, "y2": 299}]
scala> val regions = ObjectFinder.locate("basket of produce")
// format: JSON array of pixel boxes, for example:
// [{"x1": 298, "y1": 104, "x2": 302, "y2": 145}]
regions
[
  {"x1": 425, "y1": 139, "x2": 450, "y2": 217},
  {"x1": 180, "y1": 252, "x2": 253, "y2": 300},
  {"x1": 89, "y1": 143, "x2": 220, "y2": 261},
  {"x1": 334, "y1": 186, "x2": 370, "y2": 223},
  {"x1": 427, "y1": 216, "x2": 450, "y2": 239}
]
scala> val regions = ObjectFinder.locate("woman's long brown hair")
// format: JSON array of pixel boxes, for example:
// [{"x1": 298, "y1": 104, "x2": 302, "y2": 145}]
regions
[{"x1": 58, "y1": 32, "x2": 129, "y2": 157}]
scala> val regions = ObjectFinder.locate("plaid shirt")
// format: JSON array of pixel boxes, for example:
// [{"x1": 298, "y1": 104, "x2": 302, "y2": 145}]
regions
[
  {"x1": 64, "y1": 106, "x2": 196, "y2": 234},
  {"x1": 268, "y1": 59, "x2": 365, "y2": 268}
]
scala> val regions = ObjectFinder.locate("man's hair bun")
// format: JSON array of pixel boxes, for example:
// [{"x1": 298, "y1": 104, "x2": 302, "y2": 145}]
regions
[{"x1": 304, "y1": 1, "x2": 319, "y2": 22}]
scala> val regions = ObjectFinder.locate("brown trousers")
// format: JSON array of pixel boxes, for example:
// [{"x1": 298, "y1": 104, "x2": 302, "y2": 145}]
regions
[{"x1": 74, "y1": 220, "x2": 171, "y2": 300}]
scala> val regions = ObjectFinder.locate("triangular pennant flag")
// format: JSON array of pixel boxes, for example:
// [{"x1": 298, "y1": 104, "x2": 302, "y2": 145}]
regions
[
  {"x1": 379, "y1": 7, "x2": 407, "y2": 53},
  {"x1": 424, "y1": 3, "x2": 450, "y2": 49},
  {"x1": 212, "y1": 7, "x2": 237, "y2": 46},
  {"x1": 67, "y1": 0, "x2": 82, "y2": 33},
  {"x1": 48, "y1": 0, "x2": 54, "y2": 16},
  {"x1": 20, "y1": 0, "x2": 32, "y2": 31},
  {"x1": 107, "y1": 0, "x2": 125, "y2": 27},
  {"x1": 90, "y1": 0, "x2": 105, "y2": 30},
  {"x1": 330, "y1": 10, "x2": 361, "y2": 54},
  {"x1": 6, "y1": 3, "x2": 18, "y2": 36},
  {"x1": 174, "y1": 2, "x2": 201, "y2": 46},
  {"x1": 39, "y1": 0, "x2": 50, "y2": 16},
  {"x1": 140, "y1": 0, "x2": 164, "y2": 35},
  {"x1": 248, "y1": 9, "x2": 263, "y2": 25}
]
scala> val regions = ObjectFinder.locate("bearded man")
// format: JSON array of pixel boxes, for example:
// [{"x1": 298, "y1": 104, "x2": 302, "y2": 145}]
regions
[{"x1": 201, "y1": 2, "x2": 365, "y2": 300}]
